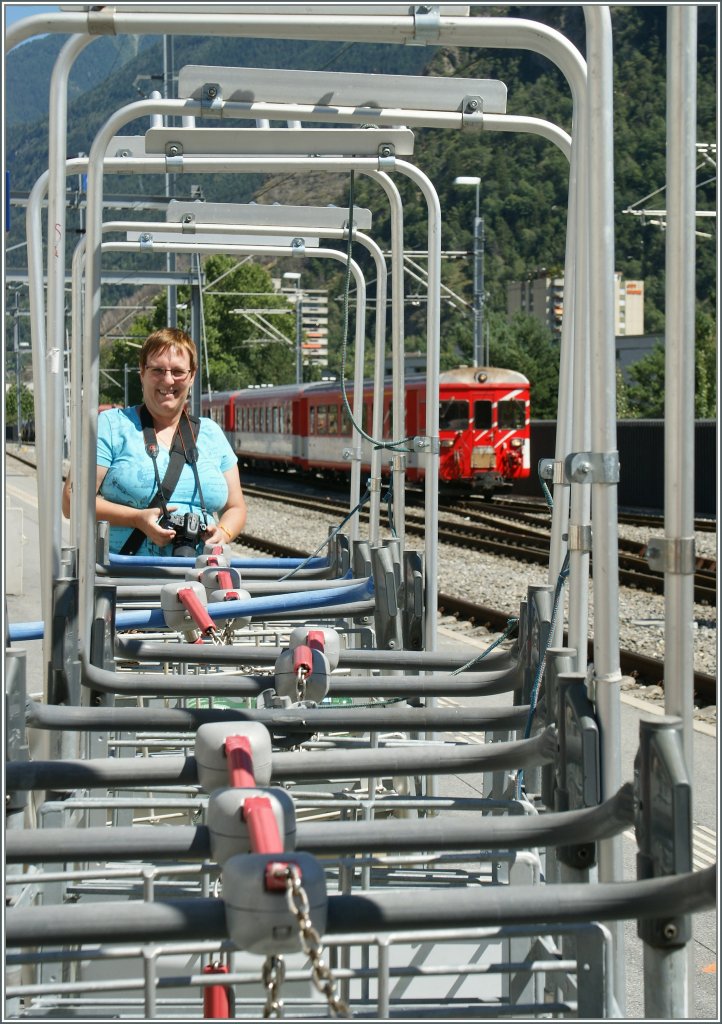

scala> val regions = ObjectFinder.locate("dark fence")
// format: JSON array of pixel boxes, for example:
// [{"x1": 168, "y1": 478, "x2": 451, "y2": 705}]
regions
[{"x1": 516, "y1": 420, "x2": 717, "y2": 516}]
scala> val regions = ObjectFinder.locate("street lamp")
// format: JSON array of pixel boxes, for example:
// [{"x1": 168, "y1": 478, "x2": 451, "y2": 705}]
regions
[
  {"x1": 283, "y1": 271, "x2": 303, "y2": 384},
  {"x1": 453, "y1": 176, "x2": 486, "y2": 366}
]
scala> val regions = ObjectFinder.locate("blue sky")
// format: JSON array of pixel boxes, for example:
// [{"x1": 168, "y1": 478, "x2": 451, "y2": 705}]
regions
[{"x1": 4, "y1": 5, "x2": 61, "y2": 28}]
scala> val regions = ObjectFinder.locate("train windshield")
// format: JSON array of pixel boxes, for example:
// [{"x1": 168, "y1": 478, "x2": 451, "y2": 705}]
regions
[
  {"x1": 498, "y1": 400, "x2": 526, "y2": 428},
  {"x1": 474, "y1": 400, "x2": 492, "y2": 429},
  {"x1": 439, "y1": 399, "x2": 469, "y2": 431}
]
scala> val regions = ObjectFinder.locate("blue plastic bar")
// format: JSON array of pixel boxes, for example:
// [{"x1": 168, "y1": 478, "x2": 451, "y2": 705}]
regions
[
  {"x1": 107, "y1": 553, "x2": 331, "y2": 570},
  {"x1": 7, "y1": 578, "x2": 375, "y2": 642},
  {"x1": 8, "y1": 621, "x2": 45, "y2": 642}
]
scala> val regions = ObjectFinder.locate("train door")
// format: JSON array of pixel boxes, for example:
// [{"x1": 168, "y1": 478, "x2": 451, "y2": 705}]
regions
[
  {"x1": 495, "y1": 389, "x2": 530, "y2": 478},
  {"x1": 294, "y1": 394, "x2": 307, "y2": 468}
]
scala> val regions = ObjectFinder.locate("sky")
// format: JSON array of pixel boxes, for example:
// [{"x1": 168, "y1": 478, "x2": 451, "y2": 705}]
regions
[{"x1": 4, "y1": 4, "x2": 61, "y2": 29}]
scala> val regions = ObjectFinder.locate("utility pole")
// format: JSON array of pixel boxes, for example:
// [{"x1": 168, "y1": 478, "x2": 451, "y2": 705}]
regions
[
  {"x1": 473, "y1": 213, "x2": 486, "y2": 365},
  {"x1": 283, "y1": 272, "x2": 303, "y2": 384},
  {"x1": 454, "y1": 176, "x2": 485, "y2": 366}
]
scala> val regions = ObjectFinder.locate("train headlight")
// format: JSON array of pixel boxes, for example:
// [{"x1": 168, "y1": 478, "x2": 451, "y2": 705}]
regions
[
  {"x1": 510, "y1": 438, "x2": 523, "y2": 448},
  {"x1": 439, "y1": 439, "x2": 455, "y2": 449}
]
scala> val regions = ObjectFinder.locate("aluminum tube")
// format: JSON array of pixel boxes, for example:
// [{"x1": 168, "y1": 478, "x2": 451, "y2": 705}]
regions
[
  {"x1": 6, "y1": 866, "x2": 715, "y2": 949},
  {"x1": 654, "y1": 8, "x2": 699, "y2": 1015},
  {"x1": 25, "y1": 698, "x2": 529, "y2": 735},
  {"x1": 43, "y1": 36, "x2": 96, "y2": 704},
  {"x1": 396, "y1": 162, "x2": 441, "y2": 653},
  {"x1": 483, "y1": 113, "x2": 572, "y2": 159},
  {"x1": 584, "y1": 8, "x2": 623, "y2": 718},
  {"x1": 6, "y1": 16, "x2": 586, "y2": 86},
  {"x1": 5, "y1": 783, "x2": 633, "y2": 864},
  {"x1": 368, "y1": 172, "x2": 406, "y2": 550},
  {"x1": 24, "y1": 169, "x2": 52, "y2": 668},
  {"x1": 348, "y1": 245, "x2": 366, "y2": 546},
  {"x1": 78, "y1": 663, "x2": 518, "y2": 699},
  {"x1": 328, "y1": 866, "x2": 716, "y2": 932},
  {"x1": 366, "y1": 230, "x2": 389, "y2": 546},
  {"x1": 6, "y1": 728, "x2": 557, "y2": 792},
  {"x1": 584, "y1": 8, "x2": 625, "y2": 1012},
  {"x1": 566, "y1": 110, "x2": 592, "y2": 670},
  {"x1": 663, "y1": 6, "x2": 697, "y2": 769},
  {"x1": 113, "y1": 636, "x2": 516, "y2": 670},
  {"x1": 113, "y1": 576, "x2": 368, "y2": 598}
]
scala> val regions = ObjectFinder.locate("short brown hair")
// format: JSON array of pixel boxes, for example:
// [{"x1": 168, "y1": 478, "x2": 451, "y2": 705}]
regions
[{"x1": 139, "y1": 328, "x2": 197, "y2": 374}]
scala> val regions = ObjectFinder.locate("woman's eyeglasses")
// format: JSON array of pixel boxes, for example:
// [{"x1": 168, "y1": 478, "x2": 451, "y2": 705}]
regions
[{"x1": 145, "y1": 366, "x2": 191, "y2": 381}]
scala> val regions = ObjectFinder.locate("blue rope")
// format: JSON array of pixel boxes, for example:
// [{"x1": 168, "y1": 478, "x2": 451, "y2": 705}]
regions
[
  {"x1": 451, "y1": 616, "x2": 519, "y2": 675},
  {"x1": 277, "y1": 486, "x2": 372, "y2": 581}
]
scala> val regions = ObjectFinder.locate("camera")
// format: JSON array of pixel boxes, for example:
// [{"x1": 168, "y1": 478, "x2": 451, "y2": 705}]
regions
[{"x1": 159, "y1": 511, "x2": 206, "y2": 557}]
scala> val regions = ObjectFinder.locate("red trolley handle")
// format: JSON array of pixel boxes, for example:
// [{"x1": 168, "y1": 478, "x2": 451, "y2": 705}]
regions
[{"x1": 177, "y1": 586, "x2": 216, "y2": 635}]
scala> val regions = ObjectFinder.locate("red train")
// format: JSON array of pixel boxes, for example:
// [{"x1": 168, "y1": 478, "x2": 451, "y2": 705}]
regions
[{"x1": 202, "y1": 366, "x2": 531, "y2": 498}]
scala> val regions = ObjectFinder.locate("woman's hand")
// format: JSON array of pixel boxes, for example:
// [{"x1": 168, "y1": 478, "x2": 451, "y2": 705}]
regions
[
  {"x1": 203, "y1": 521, "x2": 234, "y2": 548},
  {"x1": 136, "y1": 506, "x2": 179, "y2": 547}
]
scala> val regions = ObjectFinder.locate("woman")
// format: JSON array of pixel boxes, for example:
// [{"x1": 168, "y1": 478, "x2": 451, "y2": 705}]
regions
[{"x1": 63, "y1": 327, "x2": 247, "y2": 556}]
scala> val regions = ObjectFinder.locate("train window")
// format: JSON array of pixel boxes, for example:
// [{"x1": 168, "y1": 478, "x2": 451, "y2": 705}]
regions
[
  {"x1": 310, "y1": 407, "x2": 316, "y2": 434},
  {"x1": 317, "y1": 405, "x2": 328, "y2": 434},
  {"x1": 439, "y1": 399, "x2": 469, "y2": 431},
  {"x1": 341, "y1": 405, "x2": 352, "y2": 436},
  {"x1": 272, "y1": 407, "x2": 279, "y2": 433},
  {"x1": 498, "y1": 400, "x2": 525, "y2": 428},
  {"x1": 327, "y1": 405, "x2": 338, "y2": 435},
  {"x1": 474, "y1": 401, "x2": 492, "y2": 429}
]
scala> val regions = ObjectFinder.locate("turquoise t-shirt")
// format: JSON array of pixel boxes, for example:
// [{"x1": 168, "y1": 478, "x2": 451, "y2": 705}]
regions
[{"x1": 97, "y1": 406, "x2": 237, "y2": 556}]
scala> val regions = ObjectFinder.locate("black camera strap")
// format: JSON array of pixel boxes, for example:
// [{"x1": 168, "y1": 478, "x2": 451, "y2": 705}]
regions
[{"x1": 119, "y1": 405, "x2": 204, "y2": 555}]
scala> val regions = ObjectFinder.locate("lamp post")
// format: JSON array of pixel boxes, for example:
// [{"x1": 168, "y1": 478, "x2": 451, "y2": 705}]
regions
[
  {"x1": 453, "y1": 176, "x2": 486, "y2": 366},
  {"x1": 283, "y1": 271, "x2": 303, "y2": 384}
]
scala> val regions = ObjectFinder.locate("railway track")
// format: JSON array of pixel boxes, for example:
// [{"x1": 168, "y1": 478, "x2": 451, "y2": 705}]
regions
[
  {"x1": 241, "y1": 481, "x2": 717, "y2": 606},
  {"x1": 236, "y1": 528, "x2": 717, "y2": 707}
]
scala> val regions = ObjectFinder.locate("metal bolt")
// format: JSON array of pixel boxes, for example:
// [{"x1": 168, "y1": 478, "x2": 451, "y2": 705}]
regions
[
  {"x1": 577, "y1": 461, "x2": 591, "y2": 475},
  {"x1": 182, "y1": 214, "x2": 194, "y2": 224},
  {"x1": 167, "y1": 145, "x2": 180, "y2": 157},
  {"x1": 206, "y1": 86, "x2": 218, "y2": 99},
  {"x1": 379, "y1": 145, "x2": 393, "y2": 158},
  {"x1": 139, "y1": 233, "x2": 151, "y2": 243},
  {"x1": 291, "y1": 237, "x2": 304, "y2": 248},
  {"x1": 663, "y1": 922, "x2": 678, "y2": 940},
  {"x1": 466, "y1": 99, "x2": 479, "y2": 112}
]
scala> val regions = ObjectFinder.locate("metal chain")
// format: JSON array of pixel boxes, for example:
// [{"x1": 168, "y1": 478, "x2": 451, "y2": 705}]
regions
[
  {"x1": 285, "y1": 866, "x2": 351, "y2": 1018},
  {"x1": 261, "y1": 954, "x2": 285, "y2": 1018},
  {"x1": 296, "y1": 666, "x2": 308, "y2": 702}
]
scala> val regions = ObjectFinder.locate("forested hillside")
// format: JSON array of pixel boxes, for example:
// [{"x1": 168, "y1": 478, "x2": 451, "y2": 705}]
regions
[{"x1": 4, "y1": 5, "x2": 717, "y2": 417}]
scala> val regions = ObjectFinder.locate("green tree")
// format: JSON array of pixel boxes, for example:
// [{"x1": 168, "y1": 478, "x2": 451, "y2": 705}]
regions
[
  {"x1": 625, "y1": 344, "x2": 665, "y2": 417},
  {"x1": 625, "y1": 312, "x2": 717, "y2": 419},
  {"x1": 487, "y1": 313, "x2": 561, "y2": 419},
  {"x1": 5, "y1": 383, "x2": 35, "y2": 433},
  {"x1": 694, "y1": 310, "x2": 718, "y2": 419}
]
